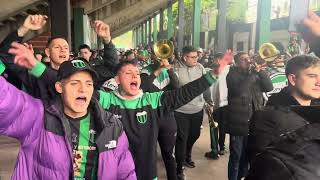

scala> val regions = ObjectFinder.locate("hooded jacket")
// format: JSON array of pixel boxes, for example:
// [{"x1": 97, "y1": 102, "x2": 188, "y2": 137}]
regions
[{"x1": 0, "y1": 76, "x2": 136, "y2": 180}]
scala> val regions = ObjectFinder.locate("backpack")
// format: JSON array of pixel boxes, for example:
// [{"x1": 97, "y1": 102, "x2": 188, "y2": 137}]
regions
[{"x1": 247, "y1": 123, "x2": 320, "y2": 180}]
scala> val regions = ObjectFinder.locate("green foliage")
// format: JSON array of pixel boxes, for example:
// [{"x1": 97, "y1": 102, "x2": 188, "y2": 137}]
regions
[
  {"x1": 227, "y1": 0, "x2": 248, "y2": 22},
  {"x1": 171, "y1": 0, "x2": 216, "y2": 34},
  {"x1": 167, "y1": 0, "x2": 247, "y2": 34}
]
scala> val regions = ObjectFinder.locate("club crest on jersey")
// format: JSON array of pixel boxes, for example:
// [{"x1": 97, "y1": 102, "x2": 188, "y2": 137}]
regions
[{"x1": 136, "y1": 111, "x2": 147, "y2": 124}]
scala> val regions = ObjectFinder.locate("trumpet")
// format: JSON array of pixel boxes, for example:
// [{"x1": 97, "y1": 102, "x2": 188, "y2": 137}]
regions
[
  {"x1": 204, "y1": 103, "x2": 218, "y2": 128},
  {"x1": 153, "y1": 39, "x2": 174, "y2": 60}
]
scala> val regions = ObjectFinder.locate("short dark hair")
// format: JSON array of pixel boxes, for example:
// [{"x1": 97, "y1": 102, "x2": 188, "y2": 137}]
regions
[
  {"x1": 78, "y1": 44, "x2": 91, "y2": 51},
  {"x1": 124, "y1": 50, "x2": 134, "y2": 57},
  {"x1": 213, "y1": 52, "x2": 224, "y2": 60},
  {"x1": 234, "y1": 51, "x2": 247, "y2": 63},
  {"x1": 182, "y1": 46, "x2": 198, "y2": 55},
  {"x1": 46, "y1": 36, "x2": 67, "y2": 47},
  {"x1": 115, "y1": 60, "x2": 138, "y2": 74},
  {"x1": 285, "y1": 55, "x2": 320, "y2": 77}
]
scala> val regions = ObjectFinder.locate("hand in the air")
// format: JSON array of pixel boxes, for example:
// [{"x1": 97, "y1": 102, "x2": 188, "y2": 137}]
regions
[
  {"x1": 93, "y1": 20, "x2": 111, "y2": 43},
  {"x1": 8, "y1": 42, "x2": 38, "y2": 69},
  {"x1": 222, "y1": 49, "x2": 233, "y2": 64},
  {"x1": 161, "y1": 59, "x2": 171, "y2": 70},
  {"x1": 303, "y1": 11, "x2": 320, "y2": 37},
  {"x1": 18, "y1": 14, "x2": 48, "y2": 37}
]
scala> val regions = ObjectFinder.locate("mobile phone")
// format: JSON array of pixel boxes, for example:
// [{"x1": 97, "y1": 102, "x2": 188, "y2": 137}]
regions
[{"x1": 288, "y1": 0, "x2": 310, "y2": 32}]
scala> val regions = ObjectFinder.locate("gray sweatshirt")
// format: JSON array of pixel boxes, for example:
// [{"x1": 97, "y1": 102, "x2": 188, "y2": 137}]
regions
[{"x1": 173, "y1": 60, "x2": 212, "y2": 114}]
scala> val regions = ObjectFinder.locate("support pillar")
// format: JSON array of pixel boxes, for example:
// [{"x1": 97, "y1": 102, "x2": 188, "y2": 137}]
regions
[
  {"x1": 141, "y1": 23, "x2": 144, "y2": 46},
  {"x1": 148, "y1": 17, "x2": 152, "y2": 44},
  {"x1": 73, "y1": 7, "x2": 84, "y2": 52},
  {"x1": 145, "y1": 21, "x2": 148, "y2": 45},
  {"x1": 159, "y1": 9, "x2": 164, "y2": 39},
  {"x1": 135, "y1": 27, "x2": 139, "y2": 48},
  {"x1": 255, "y1": 0, "x2": 271, "y2": 51},
  {"x1": 153, "y1": 15, "x2": 158, "y2": 42},
  {"x1": 177, "y1": 0, "x2": 185, "y2": 52},
  {"x1": 167, "y1": 0, "x2": 174, "y2": 39},
  {"x1": 50, "y1": 0, "x2": 72, "y2": 46},
  {"x1": 192, "y1": 0, "x2": 201, "y2": 48},
  {"x1": 216, "y1": 0, "x2": 227, "y2": 53}
]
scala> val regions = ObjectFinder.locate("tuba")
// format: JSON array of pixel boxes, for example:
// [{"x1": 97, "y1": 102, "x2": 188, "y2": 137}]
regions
[
  {"x1": 153, "y1": 39, "x2": 174, "y2": 60},
  {"x1": 259, "y1": 43, "x2": 280, "y2": 62}
]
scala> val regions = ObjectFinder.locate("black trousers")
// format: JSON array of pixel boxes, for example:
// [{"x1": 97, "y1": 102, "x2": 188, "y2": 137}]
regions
[
  {"x1": 175, "y1": 110, "x2": 204, "y2": 171},
  {"x1": 213, "y1": 106, "x2": 227, "y2": 151},
  {"x1": 158, "y1": 112, "x2": 177, "y2": 180}
]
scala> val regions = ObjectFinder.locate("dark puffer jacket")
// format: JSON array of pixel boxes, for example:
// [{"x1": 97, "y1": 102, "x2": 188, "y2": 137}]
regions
[
  {"x1": 249, "y1": 87, "x2": 320, "y2": 161},
  {"x1": 226, "y1": 66, "x2": 273, "y2": 136}
]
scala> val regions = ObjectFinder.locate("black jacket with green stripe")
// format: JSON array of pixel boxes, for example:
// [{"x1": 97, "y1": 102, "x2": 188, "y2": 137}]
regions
[{"x1": 97, "y1": 73, "x2": 216, "y2": 180}]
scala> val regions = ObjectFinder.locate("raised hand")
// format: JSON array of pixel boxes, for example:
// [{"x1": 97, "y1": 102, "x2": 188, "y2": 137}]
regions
[
  {"x1": 222, "y1": 49, "x2": 233, "y2": 64},
  {"x1": 23, "y1": 43, "x2": 34, "y2": 54},
  {"x1": 8, "y1": 42, "x2": 38, "y2": 69},
  {"x1": 212, "y1": 49, "x2": 233, "y2": 76},
  {"x1": 18, "y1": 14, "x2": 48, "y2": 37},
  {"x1": 303, "y1": 11, "x2": 320, "y2": 37},
  {"x1": 161, "y1": 59, "x2": 172, "y2": 70},
  {"x1": 93, "y1": 20, "x2": 111, "y2": 43}
]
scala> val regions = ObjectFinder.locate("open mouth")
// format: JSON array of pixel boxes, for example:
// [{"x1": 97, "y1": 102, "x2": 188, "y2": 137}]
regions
[
  {"x1": 59, "y1": 55, "x2": 67, "y2": 59},
  {"x1": 75, "y1": 96, "x2": 87, "y2": 105},
  {"x1": 130, "y1": 81, "x2": 138, "y2": 90}
]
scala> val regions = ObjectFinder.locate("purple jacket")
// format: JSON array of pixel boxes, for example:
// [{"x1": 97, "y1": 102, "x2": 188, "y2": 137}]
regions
[{"x1": 0, "y1": 76, "x2": 136, "y2": 180}]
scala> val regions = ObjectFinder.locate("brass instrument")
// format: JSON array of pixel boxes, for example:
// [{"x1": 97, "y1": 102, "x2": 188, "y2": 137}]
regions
[
  {"x1": 153, "y1": 39, "x2": 174, "y2": 59},
  {"x1": 251, "y1": 43, "x2": 284, "y2": 69},
  {"x1": 204, "y1": 103, "x2": 218, "y2": 128},
  {"x1": 259, "y1": 43, "x2": 280, "y2": 62}
]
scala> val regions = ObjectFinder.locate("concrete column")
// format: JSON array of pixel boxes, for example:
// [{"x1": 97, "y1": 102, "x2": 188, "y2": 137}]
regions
[
  {"x1": 73, "y1": 7, "x2": 84, "y2": 52},
  {"x1": 132, "y1": 28, "x2": 136, "y2": 48},
  {"x1": 135, "y1": 27, "x2": 139, "y2": 48},
  {"x1": 167, "y1": 0, "x2": 174, "y2": 39},
  {"x1": 177, "y1": 0, "x2": 185, "y2": 52},
  {"x1": 216, "y1": 0, "x2": 227, "y2": 52},
  {"x1": 144, "y1": 21, "x2": 148, "y2": 45},
  {"x1": 50, "y1": 0, "x2": 72, "y2": 46},
  {"x1": 159, "y1": 8, "x2": 164, "y2": 40},
  {"x1": 192, "y1": 0, "x2": 201, "y2": 48},
  {"x1": 153, "y1": 15, "x2": 158, "y2": 42},
  {"x1": 148, "y1": 17, "x2": 152, "y2": 44},
  {"x1": 141, "y1": 23, "x2": 144, "y2": 46},
  {"x1": 255, "y1": 0, "x2": 271, "y2": 51}
]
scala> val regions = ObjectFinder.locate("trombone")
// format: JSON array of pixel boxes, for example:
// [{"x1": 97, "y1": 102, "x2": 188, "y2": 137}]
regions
[{"x1": 204, "y1": 103, "x2": 218, "y2": 128}]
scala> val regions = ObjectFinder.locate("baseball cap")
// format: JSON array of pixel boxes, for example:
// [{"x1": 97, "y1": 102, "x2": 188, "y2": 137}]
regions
[{"x1": 57, "y1": 58, "x2": 98, "y2": 81}]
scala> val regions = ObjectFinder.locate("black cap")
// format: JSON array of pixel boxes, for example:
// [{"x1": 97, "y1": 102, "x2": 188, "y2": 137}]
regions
[{"x1": 57, "y1": 58, "x2": 98, "y2": 81}]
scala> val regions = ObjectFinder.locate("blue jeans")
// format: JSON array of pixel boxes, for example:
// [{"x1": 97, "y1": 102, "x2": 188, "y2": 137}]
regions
[{"x1": 228, "y1": 135, "x2": 249, "y2": 180}]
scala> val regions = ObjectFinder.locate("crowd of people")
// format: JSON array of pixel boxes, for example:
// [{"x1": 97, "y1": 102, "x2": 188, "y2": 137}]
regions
[{"x1": 1, "y1": 11, "x2": 320, "y2": 180}]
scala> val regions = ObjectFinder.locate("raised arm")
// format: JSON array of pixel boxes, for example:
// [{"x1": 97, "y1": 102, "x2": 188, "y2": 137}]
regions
[
  {"x1": 94, "y1": 20, "x2": 119, "y2": 68},
  {"x1": 0, "y1": 76, "x2": 43, "y2": 144},
  {"x1": 159, "y1": 73, "x2": 217, "y2": 113},
  {"x1": 1, "y1": 15, "x2": 48, "y2": 86}
]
